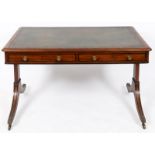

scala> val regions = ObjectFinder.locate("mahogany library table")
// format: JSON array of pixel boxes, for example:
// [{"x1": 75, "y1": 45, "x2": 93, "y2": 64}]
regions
[{"x1": 2, "y1": 27, "x2": 152, "y2": 130}]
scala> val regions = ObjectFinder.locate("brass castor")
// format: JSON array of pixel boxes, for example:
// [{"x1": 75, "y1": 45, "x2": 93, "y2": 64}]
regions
[
  {"x1": 142, "y1": 123, "x2": 146, "y2": 129},
  {"x1": 8, "y1": 124, "x2": 12, "y2": 130}
]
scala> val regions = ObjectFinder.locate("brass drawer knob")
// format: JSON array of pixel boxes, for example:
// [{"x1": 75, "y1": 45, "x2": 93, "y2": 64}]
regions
[
  {"x1": 22, "y1": 56, "x2": 28, "y2": 62},
  {"x1": 92, "y1": 55, "x2": 97, "y2": 61},
  {"x1": 56, "y1": 55, "x2": 61, "y2": 61},
  {"x1": 127, "y1": 55, "x2": 132, "y2": 61}
]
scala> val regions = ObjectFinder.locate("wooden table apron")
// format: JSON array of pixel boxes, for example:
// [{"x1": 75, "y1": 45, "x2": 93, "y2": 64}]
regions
[{"x1": 2, "y1": 27, "x2": 152, "y2": 130}]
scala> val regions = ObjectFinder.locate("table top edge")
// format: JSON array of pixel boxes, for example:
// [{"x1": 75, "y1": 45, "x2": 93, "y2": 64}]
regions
[{"x1": 2, "y1": 26, "x2": 152, "y2": 52}]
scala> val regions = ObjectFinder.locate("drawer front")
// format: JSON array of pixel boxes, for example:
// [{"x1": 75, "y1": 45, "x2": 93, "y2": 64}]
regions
[
  {"x1": 114, "y1": 54, "x2": 146, "y2": 61},
  {"x1": 6, "y1": 53, "x2": 76, "y2": 64},
  {"x1": 79, "y1": 54, "x2": 113, "y2": 62},
  {"x1": 79, "y1": 53, "x2": 147, "y2": 63}
]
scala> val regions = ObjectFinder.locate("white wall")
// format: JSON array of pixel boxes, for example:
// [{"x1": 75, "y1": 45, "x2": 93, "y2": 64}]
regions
[
  {"x1": 0, "y1": 0, "x2": 155, "y2": 131},
  {"x1": 0, "y1": 0, "x2": 155, "y2": 154}
]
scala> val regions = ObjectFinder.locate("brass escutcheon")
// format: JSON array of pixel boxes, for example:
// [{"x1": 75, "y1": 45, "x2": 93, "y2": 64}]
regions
[
  {"x1": 92, "y1": 55, "x2": 97, "y2": 61},
  {"x1": 22, "y1": 56, "x2": 28, "y2": 62},
  {"x1": 56, "y1": 55, "x2": 61, "y2": 61},
  {"x1": 127, "y1": 55, "x2": 132, "y2": 61}
]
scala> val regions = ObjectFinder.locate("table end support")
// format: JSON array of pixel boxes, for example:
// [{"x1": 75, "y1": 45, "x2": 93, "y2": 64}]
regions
[
  {"x1": 8, "y1": 65, "x2": 26, "y2": 130},
  {"x1": 126, "y1": 64, "x2": 146, "y2": 129}
]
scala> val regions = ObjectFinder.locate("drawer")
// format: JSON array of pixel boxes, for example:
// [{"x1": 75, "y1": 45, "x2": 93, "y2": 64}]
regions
[
  {"x1": 6, "y1": 53, "x2": 76, "y2": 64},
  {"x1": 79, "y1": 54, "x2": 113, "y2": 62},
  {"x1": 114, "y1": 54, "x2": 146, "y2": 61},
  {"x1": 79, "y1": 53, "x2": 147, "y2": 63}
]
